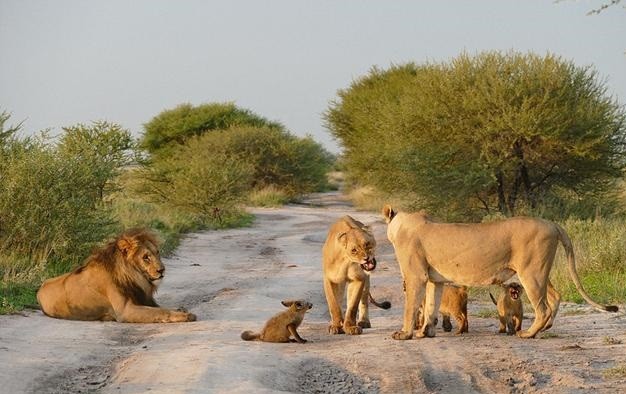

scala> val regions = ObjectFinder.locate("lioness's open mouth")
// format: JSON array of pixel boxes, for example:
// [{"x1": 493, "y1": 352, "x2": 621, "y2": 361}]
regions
[
  {"x1": 510, "y1": 290, "x2": 519, "y2": 300},
  {"x1": 360, "y1": 258, "x2": 377, "y2": 271}
]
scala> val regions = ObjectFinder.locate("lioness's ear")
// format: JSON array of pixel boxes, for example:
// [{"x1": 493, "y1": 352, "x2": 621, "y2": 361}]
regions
[
  {"x1": 382, "y1": 204, "x2": 396, "y2": 223},
  {"x1": 117, "y1": 236, "x2": 137, "y2": 256},
  {"x1": 281, "y1": 300, "x2": 294, "y2": 308}
]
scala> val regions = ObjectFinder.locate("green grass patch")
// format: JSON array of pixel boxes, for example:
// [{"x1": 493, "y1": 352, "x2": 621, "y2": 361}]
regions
[
  {"x1": 0, "y1": 281, "x2": 38, "y2": 314},
  {"x1": 473, "y1": 308, "x2": 498, "y2": 318},
  {"x1": 603, "y1": 336, "x2": 623, "y2": 345},
  {"x1": 603, "y1": 364, "x2": 626, "y2": 379}
]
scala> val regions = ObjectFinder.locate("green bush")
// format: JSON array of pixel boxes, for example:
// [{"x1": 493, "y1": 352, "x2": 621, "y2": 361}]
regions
[
  {"x1": 205, "y1": 126, "x2": 333, "y2": 196},
  {"x1": 136, "y1": 136, "x2": 255, "y2": 225},
  {"x1": 141, "y1": 102, "x2": 284, "y2": 155},
  {"x1": 0, "y1": 133, "x2": 116, "y2": 266}
]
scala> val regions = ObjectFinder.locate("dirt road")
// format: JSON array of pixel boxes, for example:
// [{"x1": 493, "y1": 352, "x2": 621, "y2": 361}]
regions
[{"x1": 1, "y1": 192, "x2": 625, "y2": 393}]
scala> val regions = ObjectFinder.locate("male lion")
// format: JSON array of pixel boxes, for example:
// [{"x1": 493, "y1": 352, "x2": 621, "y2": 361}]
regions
[
  {"x1": 37, "y1": 229, "x2": 197, "y2": 323},
  {"x1": 322, "y1": 216, "x2": 390, "y2": 335},
  {"x1": 382, "y1": 205, "x2": 618, "y2": 340}
]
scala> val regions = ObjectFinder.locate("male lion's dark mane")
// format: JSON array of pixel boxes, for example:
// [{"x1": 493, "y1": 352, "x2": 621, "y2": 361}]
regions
[{"x1": 76, "y1": 228, "x2": 160, "y2": 306}]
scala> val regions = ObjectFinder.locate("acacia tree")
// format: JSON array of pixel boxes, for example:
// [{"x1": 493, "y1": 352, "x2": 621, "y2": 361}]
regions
[{"x1": 326, "y1": 51, "x2": 626, "y2": 219}]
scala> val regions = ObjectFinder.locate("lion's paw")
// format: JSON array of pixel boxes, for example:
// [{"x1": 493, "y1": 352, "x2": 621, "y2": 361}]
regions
[
  {"x1": 328, "y1": 325, "x2": 344, "y2": 335},
  {"x1": 516, "y1": 329, "x2": 537, "y2": 339},
  {"x1": 392, "y1": 330, "x2": 413, "y2": 340},
  {"x1": 344, "y1": 325, "x2": 363, "y2": 335},
  {"x1": 357, "y1": 320, "x2": 371, "y2": 329},
  {"x1": 423, "y1": 324, "x2": 437, "y2": 338}
]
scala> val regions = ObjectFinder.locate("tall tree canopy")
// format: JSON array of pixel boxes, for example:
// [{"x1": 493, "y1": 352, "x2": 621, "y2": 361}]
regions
[{"x1": 325, "y1": 51, "x2": 626, "y2": 220}]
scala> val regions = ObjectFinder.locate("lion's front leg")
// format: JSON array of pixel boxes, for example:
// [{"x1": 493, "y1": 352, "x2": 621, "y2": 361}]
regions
[
  {"x1": 110, "y1": 291, "x2": 196, "y2": 323},
  {"x1": 117, "y1": 304, "x2": 196, "y2": 323},
  {"x1": 357, "y1": 274, "x2": 371, "y2": 329},
  {"x1": 344, "y1": 279, "x2": 365, "y2": 335},
  {"x1": 323, "y1": 278, "x2": 345, "y2": 334},
  {"x1": 393, "y1": 276, "x2": 426, "y2": 340}
]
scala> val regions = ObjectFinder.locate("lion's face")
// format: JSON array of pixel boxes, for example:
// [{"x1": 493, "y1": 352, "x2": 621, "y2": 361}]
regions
[
  {"x1": 118, "y1": 236, "x2": 164, "y2": 284},
  {"x1": 135, "y1": 242, "x2": 164, "y2": 283},
  {"x1": 508, "y1": 283, "x2": 523, "y2": 300},
  {"x1": 340, "y1": 230, "x2": 377, "y2": 271}
]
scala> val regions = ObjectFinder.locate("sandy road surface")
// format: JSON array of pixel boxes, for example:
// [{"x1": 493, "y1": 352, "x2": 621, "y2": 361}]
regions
[{"x1": 1, "y1": 192, "x2": 625, "y2": 393}]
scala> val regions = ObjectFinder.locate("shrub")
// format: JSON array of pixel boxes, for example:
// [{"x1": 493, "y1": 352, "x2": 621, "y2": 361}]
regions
[{"x1": 141, "y1": 102, "x2": 284, "y2": 155}]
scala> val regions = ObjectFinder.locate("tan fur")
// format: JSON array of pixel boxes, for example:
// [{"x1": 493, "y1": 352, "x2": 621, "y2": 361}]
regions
[
  {"x1": 322, "y1": 216, "x2": 390, "y2": 335},
  {"x1": 37, "y1": 229, "x2": 196, "y2": 323},
  {"x1": 382, "y1": 205, "x2": 618, "y2": 340},
  {"x1": 241, "y1": 300, "x2": 312, "y2": 343},
  {"x1": 416, "y1": 285, "x2": 468, "y2": 335},
  {"x1": 490, "y1": 283, "x2": 524, "y2": 335}
]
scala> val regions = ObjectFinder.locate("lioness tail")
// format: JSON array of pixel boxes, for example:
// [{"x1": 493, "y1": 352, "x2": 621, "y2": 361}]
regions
[
  {"x1": 555, "y1": 224, "x2": 618, "y2": 313},
  {"x1": 241, "y1": 330, "x2": 261, "y2": 341},
  {"x1": 368, "y1": 293, "x2": 391, "y2": 310}
]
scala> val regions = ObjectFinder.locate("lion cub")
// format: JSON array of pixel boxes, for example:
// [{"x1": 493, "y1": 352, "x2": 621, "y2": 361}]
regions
[
  {"x1": 490, "y1": 282, "x2": 524, "y2": 335},
  {"x1": 241, "y1": 300, "x2": 312, "y2": 343},
  {"x1": 416, "y1": 284, "x2": 468, "y2": 335}
]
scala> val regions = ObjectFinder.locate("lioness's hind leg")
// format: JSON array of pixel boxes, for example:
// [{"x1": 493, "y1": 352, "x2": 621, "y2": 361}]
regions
[
  {"x1": 516, "y1": 275, "x2": 551, "y2": 339},
  {"x1": 543, "y1": 280, "x2": 560, "y2": 331}
]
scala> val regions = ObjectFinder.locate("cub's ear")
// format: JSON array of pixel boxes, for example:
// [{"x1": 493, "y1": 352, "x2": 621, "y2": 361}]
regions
[
  {"x1": 117, "y1": 236, "x2": 138, "y2": 256},
  {"x1": 382, "y1": 204, "x2": 396, "y2": 223},
  {"x1": 336, "y1": 232, "x2": 348, "y2": 247},
  {"x1": 281, "y1": 300, "x2": 295, "y2": 308}
]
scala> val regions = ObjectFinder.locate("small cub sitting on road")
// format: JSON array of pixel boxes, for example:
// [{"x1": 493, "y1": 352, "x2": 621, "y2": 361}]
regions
[
  {"x1": 241, "y1": 300, "x2": 312, "y2": 343},
  {"x1": 490, "y1": 283, "x2": 524, "y2": 335}
]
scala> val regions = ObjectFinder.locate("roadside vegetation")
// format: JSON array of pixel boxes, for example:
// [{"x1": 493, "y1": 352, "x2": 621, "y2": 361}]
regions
[
  {"x1": 326, "y1": 50, "x2": 626, "y2": 305},
  {"x1": 3, "y1": 49, "x2": 625, "y2": 313},
  {"x1": 0, "y1": 104, "x2": 332, "y2": 313}
]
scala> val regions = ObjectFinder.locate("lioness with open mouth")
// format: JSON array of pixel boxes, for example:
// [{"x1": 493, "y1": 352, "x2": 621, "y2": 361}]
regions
[{"x1": 322, "y1": 215, "x2": 390, "y2": 335}]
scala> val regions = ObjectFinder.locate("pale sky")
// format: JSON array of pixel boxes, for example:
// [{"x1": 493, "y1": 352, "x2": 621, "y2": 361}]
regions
[{"x1": 1, "y1": 0, "x2": 624, "y2": 153}]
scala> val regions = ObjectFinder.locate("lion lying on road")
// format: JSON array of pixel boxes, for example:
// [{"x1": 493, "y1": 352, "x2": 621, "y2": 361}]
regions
[
  {"x1": 322, "y1": 216, "x2": 390, "y2": 335},
  {"x1": 382, "y1": 205, "x2": 618, "y2": 340},
  {"x1": 37, "y1": 229, "x2": 196, "y2": 323}
]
